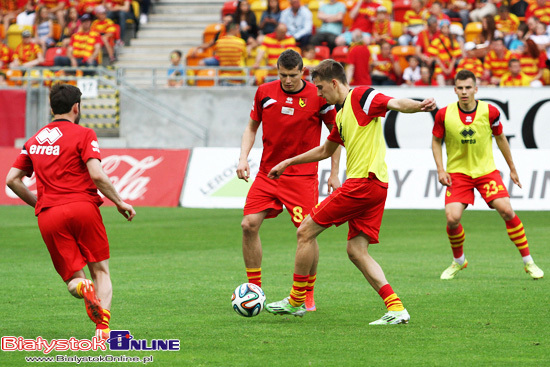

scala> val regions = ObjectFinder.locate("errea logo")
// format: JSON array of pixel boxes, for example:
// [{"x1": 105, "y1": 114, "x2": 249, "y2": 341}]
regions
[
  {"x1": 91, "y1": 140, "x2": 100, "y2": 153},
  {"x1": 36, "y1": 127, "x2": 63, "y2": 145}
]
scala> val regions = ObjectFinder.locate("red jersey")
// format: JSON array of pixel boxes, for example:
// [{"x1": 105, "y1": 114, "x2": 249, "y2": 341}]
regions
[
  {"x1": 347, "y1": 44, "x2": 372, "y2": 86},
  {"x1": 13, "y1": 119, "x2": 103, "y2": 216},
  {"x1": 38, "y1": 0, "x2": 70, "y2": 9},
  {"x1": 250, "y1": 80, "x2": 336, "y2": 176},
  {"x1": 432, "y1": 102, "x2": 502, "y2": 139},
  {"x1": 350, "y1": 2, "x2": 378, "y2": 33}
]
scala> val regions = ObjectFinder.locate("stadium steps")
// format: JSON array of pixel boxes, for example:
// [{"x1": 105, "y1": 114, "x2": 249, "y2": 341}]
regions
[
  {"x1": 79, "y1": 85, "x2": 120, "y2": 138},
  {"x1": 116, "y1": 0, "x2": 225, "y2": 71}
]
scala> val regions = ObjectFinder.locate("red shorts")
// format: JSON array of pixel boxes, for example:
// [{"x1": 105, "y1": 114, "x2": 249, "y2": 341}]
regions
[
  {"x1": 37, "y1": 201, "x2": 110, "y2": 281},
  {"x1": 445, "y1": 170, "x2": 509, "y2": 207},
  {"x1": 310, "y1": 176, "x2": 388, "y2": 243},
  {"x1": 244, "y1": 171, "x2": 319, "y2": 227}
]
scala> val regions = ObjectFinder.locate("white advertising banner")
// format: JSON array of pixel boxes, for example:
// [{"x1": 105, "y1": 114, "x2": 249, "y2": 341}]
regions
[{"x1": 181, "y1": 148, "x2": 550, "y2": 210}]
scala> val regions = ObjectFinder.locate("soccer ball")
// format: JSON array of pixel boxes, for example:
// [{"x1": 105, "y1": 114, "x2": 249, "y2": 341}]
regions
[{"x1": 231, "y1": 283, "x2": 266, "y2": 317}]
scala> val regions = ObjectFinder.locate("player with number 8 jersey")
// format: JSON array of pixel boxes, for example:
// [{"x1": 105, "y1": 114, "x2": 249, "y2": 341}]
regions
[{"x1": 236, "y1": 50, "x2": 341, "y2": 311}]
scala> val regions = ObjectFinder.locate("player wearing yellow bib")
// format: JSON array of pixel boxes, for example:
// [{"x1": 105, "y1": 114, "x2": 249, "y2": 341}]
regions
[
  {"x1": 432, "y1": 69, "x2": 544, "y2": 280},
  {"x1": 265, "y1": 59, "x2": 436, "y2": 324}
]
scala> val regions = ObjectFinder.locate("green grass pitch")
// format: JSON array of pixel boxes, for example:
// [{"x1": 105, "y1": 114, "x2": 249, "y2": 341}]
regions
[{"x1": 0, "y1": 206, "x2": 549, "y2": 366}]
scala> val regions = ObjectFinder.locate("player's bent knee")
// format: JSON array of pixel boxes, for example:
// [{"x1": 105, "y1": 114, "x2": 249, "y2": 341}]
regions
[{"x1": 241, "y1": 216, "x2": 261, "y2": 235}]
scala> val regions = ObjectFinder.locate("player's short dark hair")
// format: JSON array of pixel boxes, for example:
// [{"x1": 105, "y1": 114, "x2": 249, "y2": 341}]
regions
[
  {"x1": 50, "y1": 83, "x2": 81, "y2": 115},
  {"x1": 310, "y1": 59, "x2": 347, "y2": 85},
  {"x1": 277, "y1": 49, "x2": 303, "y2": 70},
  {"x1": 455, "y1": 69, "x2": 476, "y2": 84}
]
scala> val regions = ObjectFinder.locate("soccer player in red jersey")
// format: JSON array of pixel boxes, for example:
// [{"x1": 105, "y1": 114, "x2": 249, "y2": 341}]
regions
[
  {"x1": 265, "y1": 59, "x2": 436, "y2": 324},
  {"x1": 236, "y1": 49, "x2": 341, "y2": 312},
  {"x1": 432, "y1": 70, "x2": 544, "y2": 280},
  {"x1": 6, "y1": 84, "x2": 136, "y2": 339}
]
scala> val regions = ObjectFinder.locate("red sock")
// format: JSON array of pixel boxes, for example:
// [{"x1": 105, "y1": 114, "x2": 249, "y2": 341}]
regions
[
  {"x1": 97, "y1": 309, "x2": 110, "y2": 330},
  {"x1": 246, "y1": 268, "x2": 262, "y2": 288},
  {"x1": 506, "y1": 215, "x2": 530, "y2": 257},
  {"x1": 447, "y1": 224, "x2": 465, "y2": 259},
  {"x1": 289, "y1": 274, "x2": 308, "y2": 307},
  {"x1": 306, "y1": 273, "x2": 316, "y2": 293},
  {"x1": 378, "y1": 284, "x2": 404, "y2": 311}
]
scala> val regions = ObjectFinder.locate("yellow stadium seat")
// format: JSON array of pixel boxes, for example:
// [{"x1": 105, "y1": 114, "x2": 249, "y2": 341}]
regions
[
  {"x1": 465, "y1": 22, "x2": 482, "y2": 43},
  {"x1": 7, "y1": 24, "x2": 33, "y2": 50},
  {"x1": 308, "y1": 0, "x2": 322, "y2": 28},
  {"x1": 368, "y1": 44, "x2": 380, "y2": 56},
  {"x1": 381, "y1": 0, "x2": 392, "y2": 14},
  {"x1": 251, "y1": 1, "x2": 267, "y2": 24},
  {"x1": 390, "y1": 21, "x2": 403, "y2": 39}
]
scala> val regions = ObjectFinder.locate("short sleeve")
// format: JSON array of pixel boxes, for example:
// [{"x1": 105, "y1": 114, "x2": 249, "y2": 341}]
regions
[
  {"x1": 12, "y1": 145, "x2": 34, "y2": 177},
  {"x1": 81, "y1": 129, "x2": 102, "y2": 163},
  {"x1": 488, "y1": 104, "x2": 503, "y2": 136},
  {"x1": 432, "y1": 107, "x2": 446, "y2": 139},
  {"x1": 327, "y1": 123, "x2": 344, "y2": 146},
  {"x1": 250, "y1": 87, "x2": 263, "y2": 122}
]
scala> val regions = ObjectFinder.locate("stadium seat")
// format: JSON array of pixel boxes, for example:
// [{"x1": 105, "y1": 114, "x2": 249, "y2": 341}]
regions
[
  {"x1": 390, "y1": 21, "x2": 404, "y2": 39},
  {"x1": 368, "y1": 44, "x2": 380, "y2": 56},
  {"x1": 185, "y1": 47, "x2": 213, "y2": 67},
  {"x1": 314, "y1": 45, "x2": 330, "y2": 60},
  {"x1": 465, "y1": 22, "x2": 482, "y2": 43},
  {"x1": 222, "y1": 1, "x2": 237, "y2": 16},
  {"x1": 381, "y1": 0, "x2": 392, "y2": 14},
  {"x1": 42, "y1": 46, "x2": 67, "y2": 67},
  {"x1": 331, "y1": 45, "x2": 349, "y2": 63},
  {"x1": 0, "y1": 24, "x2": 5, "y2": 40},
  {"x1": 343, "y1": 0, "x2": 355, "y2": 29},
  {"x1": 196, "y1": 68, "x2": 216, "y2": 87},
  {"x1": 203, "y1": 23, "x2": 224, "y2": 44},
  {"x1": 392, "y1": 0, "x2": 412, "y2": 23},
  {"x1": 391, "y1": 45, "x2": 416, "y2": 73},
  {"x1": 52, "y1": 23, "x2": 62, "y2": 41},
  {"x1": 7, "y1": 24, "x2": 33, "y2": 50},
  {"x1": 308, "y1": 0, "x2": 322, "y2": 28},
  {"x1": 5, "y1": 69, "x2": 22, "y2": 86},
  {"x1": 279, "y1": 0, "x2": 289, "y2": 10},
  {"x1": 251, "y1": 1, "x2": 266, "y2": 24}
]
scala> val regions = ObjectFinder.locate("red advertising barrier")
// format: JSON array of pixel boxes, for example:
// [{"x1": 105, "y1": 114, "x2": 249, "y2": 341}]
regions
[
  {"x1": 0, "y1": 148, "x2": 190, "y2": 207},
  {"x1": 0, "y1": 90, "x2": 26, "y2": 147}
]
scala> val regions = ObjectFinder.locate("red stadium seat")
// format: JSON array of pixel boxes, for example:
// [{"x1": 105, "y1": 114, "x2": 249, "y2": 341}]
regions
[
  {"x1": 314, "y1": 45, "x2": 330, "y2": 61},
  {"x1": 221, "y1": 1, "x2": 237, "y2": 17},
  {"x1": 41, "y1": 47, "x2": 67, "y2": 67},
  {"x1": 331, "y1": 46, "x2": 349, "y2": 63}
]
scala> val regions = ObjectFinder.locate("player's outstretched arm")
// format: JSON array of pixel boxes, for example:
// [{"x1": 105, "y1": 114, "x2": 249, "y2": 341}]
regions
[
  {"x1": 86, "y1": 159, "x2": 136, "y2": 221},
  {"x1": 494, "y1": 133, "x2": 522, "y2": 188},
  {"x1": 268, "y1": 140, "x2": 339, "y2": 179},
  {"x1": 6, "y1": 168, "x2": 37, "y2": 207},
  {"x1": 387, "y1": 97, "x2": 436, "y2": 113},
  {"x1": 432, "y1": 136, "x2": 451, "y2": 186},
  {"x1": 236, "y1": 118, "x2": 261, "y2": 182}
]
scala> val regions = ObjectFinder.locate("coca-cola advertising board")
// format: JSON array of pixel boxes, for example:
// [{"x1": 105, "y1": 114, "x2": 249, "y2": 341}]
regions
[{"x1": 0, "y1": 148, "x2": 190, "y2": 207}]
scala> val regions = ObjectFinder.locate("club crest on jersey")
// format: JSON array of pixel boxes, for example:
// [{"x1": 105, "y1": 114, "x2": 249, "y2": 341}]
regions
[
  {"x1": 286, "y1": 97, "x2": 293, "y2": 104},
  {"x1": 36, "y1": 127, "x2": 63, "y2": 145},
  {"x1": 299, "y1": 98, "x2": 307, "y2": 107}
]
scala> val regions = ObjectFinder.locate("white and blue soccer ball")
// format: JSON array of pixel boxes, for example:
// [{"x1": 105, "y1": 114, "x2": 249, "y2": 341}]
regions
[{"x1": 231, "y1": 283, "x2": 266, "y2": 317}]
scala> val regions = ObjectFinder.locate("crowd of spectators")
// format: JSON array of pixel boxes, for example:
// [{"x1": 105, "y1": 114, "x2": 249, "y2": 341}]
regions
[{"x1": 183, "y1": 0, "x2": 550, "y2": 88}]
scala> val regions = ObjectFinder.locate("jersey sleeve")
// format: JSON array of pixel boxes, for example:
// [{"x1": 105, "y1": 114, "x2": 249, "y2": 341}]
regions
[
  {"x1": 361, "y1": 89, "x2": 393, "y2": 118},
  {"x1": 488, "y1": 103, "x2": 503, "y2": 135},
  {"x1": 12, "y1": 145, "x2": 34, "y2": 177},
  {"x1": 319, "y1": 98, "x2": 336, "y2": 129},
  {"x1": 249, "y1": 87, "x2": 264, "y2": 122},
  {"x1": 432, "y1": 107, "x2": 446, "y2": 138},
  {"x1": 81, "y1": 129, "x2": 102, "y2": 163},
  {"x1": 327, "y1": 123, "x2": 344, "y2": 146}
]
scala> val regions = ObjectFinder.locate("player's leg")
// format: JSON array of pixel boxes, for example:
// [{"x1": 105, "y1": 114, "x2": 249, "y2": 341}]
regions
[
  {"x1": 88, "y1": 260, "x2": 113, "y2": 338},
  {"x1": 490, "y1": 197, "x2": 544, "y2": 279},
  {"x1": 241, "y1": 210, "x2": 268, "y2": 287},
  {"x1": 345, "y1": 234, "x2": 409, "y2": 325},
  {"x1": 65, "y1": 269, "x2": 104, "y2": 326}
]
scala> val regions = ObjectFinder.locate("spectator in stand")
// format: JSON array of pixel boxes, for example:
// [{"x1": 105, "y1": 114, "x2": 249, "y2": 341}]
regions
[
  {"x1": 495, "y1": 5, "x2": 519, "y2": 47},
  {"x1": 106, "y1": 0, "x2": 134, "y2": 45},
  {"x1": 310, "y1": 0, "x2": 346, "y2": 52},
  {"x1": 195, "y1": 14, "x2": 235, "y2": 66},
  {"x1": 234, "y1": 0, "x2": 259, "y2": 53},
  {"x1": 139, "y1": 0, "x2": 149, "y2": 25},
  {"x1": 0, "y1": 42, "x2": 13, "y2": 69},
  {"x1": 402, "y1": 55, "x2": 422, "y2": 86},
  {"x1": 482, "y1": 37, "x2": 513, "y2": 85},
  {"x1": 54, "y1": 13, "x2": 101, "y2": 67},
  {"x1": 371, "y1": 39, "x2": 400, "y2": 85},
  {"x1": 0, "y1": 70, "x2": 7, "y2": 85},
  {"x1": 259, "y1": 0, "x2": 280, "y2": 41},
  {"x1": 399, "y1": 0, "x2": 429, "y2": 46},
  {"x1": 415, "y1": 64, "x2": 437, "y2": 85},
  {"x1": 475, "y1": 14, "x2": 500, "y2": 48},
  {"x1": 279, "y1": 0, "x2": 312, "y2": 47},
  {"x1": 428, "y1": 19, "x2": 461, "y2": 86},
  {"x1": 34, "y1": 6, "x2": 55, "y2": 51},
  {"x1": 518, "y1": 38, "x2": 545, "y2": 86},
  {"x1": 371, "y1": 5, "x2": 392, "y2": 45},
  {"x1": 443, "y1": 0, "x2": 473, "y2": 29},
  {"x1": 456, "y1": 41, "x2": 483, "y2": 83},
  {"x1": 2, "y1": 0, "x2": 25, "y2": 33},
  {"x1": 508, "y1": 22, "x2": 528, "y2": 52},
  {"x1": 92, "y1": 5, "x2": 116, "y2": 63},
  {"x1": 214, "y1": 21, "x2": 248, "y2": 86},
  {"x1": 469, "y1": 0, "x2": 497, "y2": 22},
  {"x1": 529, "y1": 20, "x2": 550, "y2": 58},
  {"x1": 10, "y1": 29, "x2": 44, "y2": 67},
  {"x1": 16, "y1": 0, "x2": 37, "y2": 27},
  {"x1": 429, "y1": 1, "x2": 450, "y2": 22},
  {"x1": 302, "y1": 44, "x2": 319, "y2": 69},
  {"x1": 62, "y1": 6, "x2": 80, "y2": 47},
  {"x1": 77, "y1": 0, "x2": 102, "y2": 15},
  {"x1": 525, "y1": 0, "x2": 550, "y2": 26},
  {"x1": 167, "y1": 49, "x2": 184, "y2": 87},
  {"x1": 37, "y1": 0, "x2": 69, "y2": 29},
  {"x1": 416, "y1": 15, "x2": 440, "y2": 66},
  {"x1": 345, "y1": 29, "x2": 372, "y2": 86},
  {"x1": 254, "y1": 22, "x2": 295, "y2": 70},
  {"x1": 499, "y1": 58, "x2": 532, "y2": 86},
  {"x1": 336, "y1": 0, "x2": 378, "y2": 46}
]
